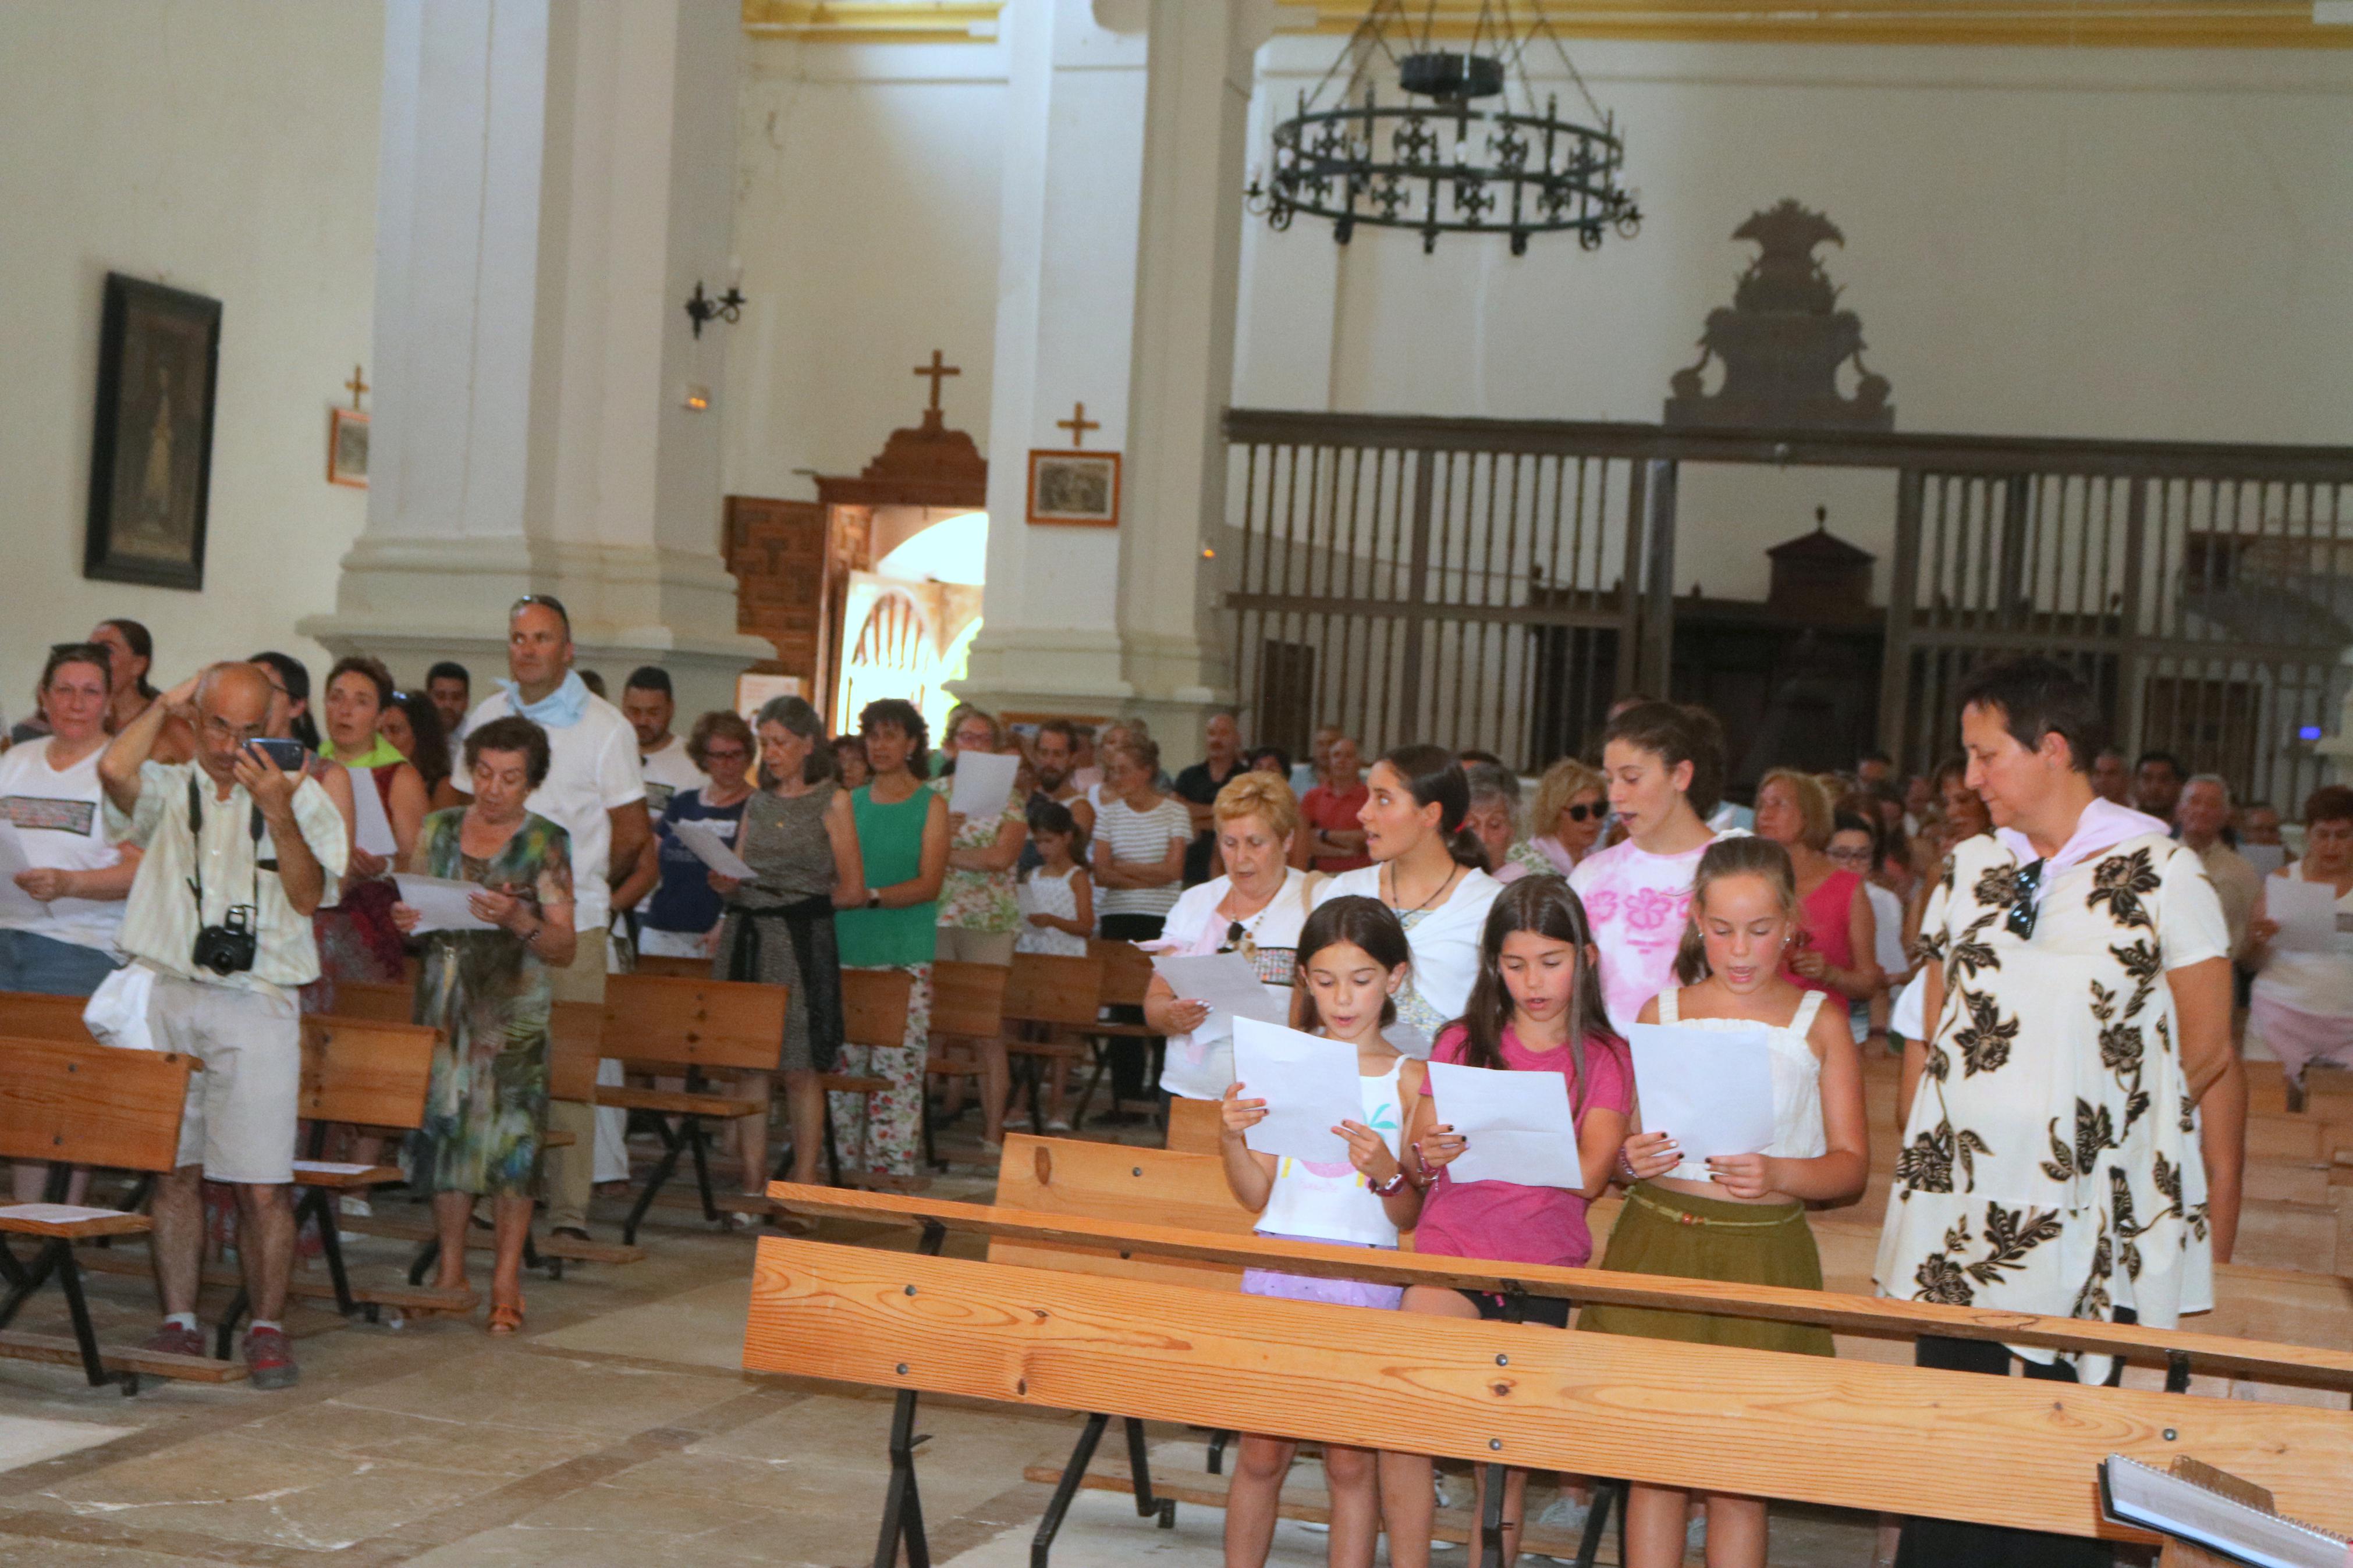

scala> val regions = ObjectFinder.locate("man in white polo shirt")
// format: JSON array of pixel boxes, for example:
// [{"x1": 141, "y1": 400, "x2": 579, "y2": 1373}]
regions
[{"x1": 456, "y1": 596, "x2": 648, "y2": 1240}]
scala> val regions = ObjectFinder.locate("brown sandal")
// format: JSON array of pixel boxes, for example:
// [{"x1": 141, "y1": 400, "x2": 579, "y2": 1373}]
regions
[{"x1": 486, "y1": 1296, "x2": 525, "y2": 1335}]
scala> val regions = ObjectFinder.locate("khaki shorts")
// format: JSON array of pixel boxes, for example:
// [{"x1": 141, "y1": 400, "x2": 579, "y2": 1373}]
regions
[
  {"x1": 145, "y1": 970, "x2": 301, "y2": 1185},
  {"x1": 934, "y1": 926, "x2": 1016, "y2": 966}
]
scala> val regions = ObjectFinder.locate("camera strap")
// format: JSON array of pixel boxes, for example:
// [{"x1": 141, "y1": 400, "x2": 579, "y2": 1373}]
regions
[{"x1": 185, "y1": 771, "x2": 264, "y2": 922}]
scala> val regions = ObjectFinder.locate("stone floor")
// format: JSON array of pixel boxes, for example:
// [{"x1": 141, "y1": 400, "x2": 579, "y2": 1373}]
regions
[{"x1": 0, "y1": 1120, "x2": 1880, "y2": 1567}]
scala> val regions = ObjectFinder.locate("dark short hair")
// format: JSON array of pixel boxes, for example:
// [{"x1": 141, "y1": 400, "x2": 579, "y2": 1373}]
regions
[
  {"x1": 463, "y1": 715, "x2": 552, "y2": 789},
  {"x1": 41, "y1": 642, "x2": 112, "y2": 693},
  {"x1": 2135, "y1": 749, "x2": 2186, "y2": 781},
  {"x1": 1859, "y1": 748, "x2": 1893, "y2": 767},
  {"x1": 624, "y1": 666, "x2": 672, "y2": 698},
  {"x1": 325, "y1": 655, "x2": 395, "y2": 711},
  {"x1": 425, "y1": 660, "x2": 470, "y2": 689},
  {"x1": 1954, "y1": 656, "x2": 2106, "y2": 775},
  {"x1": 577, "y1": 670, "x2": 606, "y2": 697},
  {"x1": 98, "y1": 618, "x2": 157, "y2": 698},
  {"x1": 857, "y1": 698, "x2": 929, "y2": 777},
  {"x1": 509, "y1": 594, "x2": 571, "y2": 635},
  {"x1": 686, "y1": 709, "x2": 754, "y2": 771},
  {"x1": 1034, "y1": 718, "x2": 1077, "y2": 749},
  {"x1": 1028, "y1": 798, "x2": 1088, "y2": 858},
  {"x1": 2303, "y1": 785, "x2": 2353, "y2": 828}
]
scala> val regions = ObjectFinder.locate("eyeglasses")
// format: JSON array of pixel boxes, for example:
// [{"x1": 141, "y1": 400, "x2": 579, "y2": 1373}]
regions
[
  {"x1": 704, "y1": 746, "x2": 749, "y2": 762},
  {"x1": 2006, "y1": 858, "x2": 2045, "y2": 940},
  {"x1": 1563, "y1": 802, "x2": 1601, "y2": 823},
  {"x1": 1826, "y1": 845, "x2": 1875, "y2": 866}
]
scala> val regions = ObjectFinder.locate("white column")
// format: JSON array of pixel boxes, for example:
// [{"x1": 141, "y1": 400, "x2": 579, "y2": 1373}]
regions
[{"x1": 299, "y1": 0, "x2": 768, "y2": 717}]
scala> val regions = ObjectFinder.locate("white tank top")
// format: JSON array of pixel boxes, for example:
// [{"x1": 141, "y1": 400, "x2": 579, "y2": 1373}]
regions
[
  {"x1": 1658, "y1": 987, "x2": 1827, "y2": 1182},
  {"x1": 1255, "y1": 1056, "x2": 1407, "y2": 1248}
]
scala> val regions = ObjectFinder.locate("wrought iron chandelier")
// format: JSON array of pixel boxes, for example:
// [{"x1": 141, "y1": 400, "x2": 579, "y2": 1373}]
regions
[{"x1": 1248, "y1": 1, "x2": 1639, "y2": 255}]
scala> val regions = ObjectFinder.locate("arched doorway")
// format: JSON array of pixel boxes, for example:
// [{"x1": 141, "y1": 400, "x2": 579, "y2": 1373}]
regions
[{"x1": 838, "y1": 588, "x2": 932, "y2": 735}]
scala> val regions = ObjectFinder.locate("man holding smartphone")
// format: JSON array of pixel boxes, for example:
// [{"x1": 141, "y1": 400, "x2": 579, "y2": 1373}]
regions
[{"x1": 99, "y1": 662, "x2": 350, "y2": 1389}]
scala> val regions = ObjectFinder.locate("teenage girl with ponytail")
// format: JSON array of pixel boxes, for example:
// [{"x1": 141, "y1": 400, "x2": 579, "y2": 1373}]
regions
[
  {"x1": 1581, "y1": 835, "x2": 1868, "y2": 1568},
  {"x1": 1389, "y1": 876, "x2": 1634, "y2": 1567},
  {"x1": 1313, "y1": 744, "x2": 1502, "y2": 1046},
  {"x1": 1570, "y1": 702, "x2": 1737, "y2": 1036}
]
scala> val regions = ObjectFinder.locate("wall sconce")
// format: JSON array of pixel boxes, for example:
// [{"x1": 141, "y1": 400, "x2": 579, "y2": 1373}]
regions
[{"x1": 684, "y1": 279, "x2": 746, "y2": 337}]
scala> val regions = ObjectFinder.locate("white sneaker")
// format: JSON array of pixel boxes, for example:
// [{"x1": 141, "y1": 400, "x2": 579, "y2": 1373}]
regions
[{"x1": 338, "y1": 1195, "x2": 372, "y2": 1218}]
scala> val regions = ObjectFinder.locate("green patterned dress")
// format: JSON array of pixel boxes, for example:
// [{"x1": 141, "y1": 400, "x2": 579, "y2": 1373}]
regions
[{"x1": 404, "y1": 809, "x2": 574, "y2": 1197}]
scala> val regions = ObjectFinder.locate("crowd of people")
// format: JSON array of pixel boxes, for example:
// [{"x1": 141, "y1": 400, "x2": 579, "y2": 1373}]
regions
[{"x1": 0, "y1": 608, "x2": 2340, "y2": 1568}]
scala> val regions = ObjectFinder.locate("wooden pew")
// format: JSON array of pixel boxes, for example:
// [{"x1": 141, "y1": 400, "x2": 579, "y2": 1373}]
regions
[
  {"x1": 995, "y1": 953, "x2": 1099, "y2": 1137},
  {"x1": 1084, "y1": 937, "x2": 1163, "y2": 1125},
  {"x1": 913, "y1": 959, "x2": 1009, "y2": 1178},
  {"x1": 1165, "y1": 1094, "x2": 1223, "y2": 1154},
  {"x1": 748, "y1": 1183, "x2": 2353, "y2": 1568},
  {"x1": 819, "y1": 968, "x2": 909, "y2": 1189},
  {"x1": 633, "y1": 953, "x2": 710, "y2": 982},
  {"x1": 599, "y1": 973, "x2": 785, "y2": 1243},
  {"x1": 0, "y1": 1034, "x2": 234, "y2": 1392}
]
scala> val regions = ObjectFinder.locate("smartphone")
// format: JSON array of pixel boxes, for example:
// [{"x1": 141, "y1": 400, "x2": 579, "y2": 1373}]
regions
[{"x1": 247, "y1": 738, "x2": 307, "y2": 771}]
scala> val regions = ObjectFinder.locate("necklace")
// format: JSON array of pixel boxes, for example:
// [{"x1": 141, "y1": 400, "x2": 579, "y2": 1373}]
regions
[{"x1": 1383, "y1": 861, "x2": 1460, "y2": 915}]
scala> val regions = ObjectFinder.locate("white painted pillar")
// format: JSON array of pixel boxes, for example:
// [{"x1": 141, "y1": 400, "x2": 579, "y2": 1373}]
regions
[{"x1": 300, "y1": 0, "x2": 768, "y2": 717}]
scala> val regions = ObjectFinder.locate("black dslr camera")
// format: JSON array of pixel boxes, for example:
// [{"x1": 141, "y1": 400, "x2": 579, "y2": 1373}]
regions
[{"x1": 191, "y1": 905, "x2": 259, "y2": 976}]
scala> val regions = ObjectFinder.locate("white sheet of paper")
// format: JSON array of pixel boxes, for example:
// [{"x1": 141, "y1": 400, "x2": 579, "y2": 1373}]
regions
[
  {"x1": 670, "y1": 818, "x2": 758, "y2": 881},
  {"x1": 1151, "y1": 952, "x2": 1290, "y2": 1041},
  {"x1": 2241, "y1": 843, "x2": 2287, "y2": 879},
  {"x1": 1230, "y1": 1018, "x2": 1365, "y2": 1164},
  {"x1": 0, "y1": 830, "x2": 42, "y2": 922},
  {"x1": 949, "y1": 751, "x2": 1020, "y2": 820},
  {"x1": 1426, "y1": 1059, "x2": 1583, "y2": 1188},
  {"x1": 1627, "y1": 1022, "x2": 1777, "y2": 1163},
  {"x1": 2102, "y1": 1455, "x2": 2346, "y2": 1568},
  {"x1": 349, "y1": 770, "x2": 397, "y2": 856},
  {"x1": 2265, "y1": 874, "x2": 2341, "y2": 954},
  {"x1": 393, "y1": 874, "x2": 497, "y2": 933}
]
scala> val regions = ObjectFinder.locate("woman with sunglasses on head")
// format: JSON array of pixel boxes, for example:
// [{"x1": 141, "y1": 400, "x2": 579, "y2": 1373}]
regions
[
  {"x1": 1883, "y1": 657, "x2": 2242, "y2": 1568},
  {"x1": 1145, "y1": 773, "x2": 1319, "y2": 1107}
]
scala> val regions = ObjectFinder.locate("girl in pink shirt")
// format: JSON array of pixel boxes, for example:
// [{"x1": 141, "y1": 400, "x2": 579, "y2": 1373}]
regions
[{"x1": 1389, "y1": 876, "x2": 1633, "y2": 1568}]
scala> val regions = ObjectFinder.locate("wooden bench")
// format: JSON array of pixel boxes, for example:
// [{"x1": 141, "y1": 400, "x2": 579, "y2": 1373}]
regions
[
  {"x1": 1085, "y1": 937, "x2": 1165, "y2": 1124},
  {"x1": 632, "y1": 953, "x2": 711, "y2": 982},
  {"x1": 912, "y1": 959, "x2": 1009, "y2": 1176},
  {"x1": 751, "y1": 1175, "x2": 2353, "y2": 1568},
  {"x1": 0, "y1": 1034, "x2": 231, "y2": 1393},
  {"x1": 995, "y1": 952, "x2": 1100, "y2": 1137},
  {"x1": 599, "y1": 973, "x2": 786, "y2": 1243}
]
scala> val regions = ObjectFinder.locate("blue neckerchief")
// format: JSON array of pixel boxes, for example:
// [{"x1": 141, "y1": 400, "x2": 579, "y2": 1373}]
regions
[{"x1": 496, "y1": 670, "x2": 590, "y2": 728}]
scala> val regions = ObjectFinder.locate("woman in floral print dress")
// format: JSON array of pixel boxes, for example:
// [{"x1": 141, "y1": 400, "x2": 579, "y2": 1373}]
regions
[{"x1": 1875, "y1": 658, "x2": 2242, "y2": 1568}]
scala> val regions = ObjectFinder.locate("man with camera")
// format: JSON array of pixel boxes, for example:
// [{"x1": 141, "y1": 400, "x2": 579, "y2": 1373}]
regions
[{"x1": 99, "y1": 662, "x2": 349, "y2": 1389}]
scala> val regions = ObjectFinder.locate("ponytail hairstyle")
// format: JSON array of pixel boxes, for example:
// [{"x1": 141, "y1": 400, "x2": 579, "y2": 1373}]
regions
[
  {"x1": 1603, "y1": 701, "x2": 1726, "y2": 822},
  {"x1": 1288, "y1": 895, "x2": 1413, "y2": 1033},
  {"x1": 1673, "y1": 835, "x2": 1801, "y2": 986},
  {"x1": 1377, "y1": 742, "x2": 1485, "y2": 869},
  {"x1": 1456, "y1": 874, "x2": 1610, "y2": 1108}
]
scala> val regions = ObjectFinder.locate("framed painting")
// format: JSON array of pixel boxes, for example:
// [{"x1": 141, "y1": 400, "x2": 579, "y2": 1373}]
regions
[
  {"x1": 328, "y1": 407, "x2": 369, "y2": 488},
  {"x1": 84, "y1": 273, "x2": 221, "y2": 590},
  {"x1": 1025, "y1": 449, "x2": 1120, "y2": 528}
]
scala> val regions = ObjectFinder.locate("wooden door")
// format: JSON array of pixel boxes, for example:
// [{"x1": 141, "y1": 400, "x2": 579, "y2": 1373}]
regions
[{"x1": 725, "y1": 497, "x2": 829, "y2": 692}]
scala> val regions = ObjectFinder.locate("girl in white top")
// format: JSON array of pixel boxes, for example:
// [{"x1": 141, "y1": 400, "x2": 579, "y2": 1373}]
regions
[
  {"x1": 0, "y1": 644, "x2": 137, "y2": 981},
  {"x1": 2245, "y1": 785, "x2": 2353, "y2": 1085},
  {"x1": 2, "y1": 643, "x2": 139, "y2": 1204},
  {"x1": 1015, "y1": 801, "x2": 1092, "y2": 958},
  {"x1": 1570, "y1": 701, "x2": 1736, "y2": 1034},
  {"x1": 1218, "y1": 896, "x2": 1425, "y2": 1568},
  {"x1": 1595, "y1": 835, "x2": 1868, "y2": 1568},
  {"x1": 1312, "y1": 744, "x2": 1501, "y2": 1047},
  {"x1": 1146, "y1": 773, "x2": 1319, "y2": 1100}
]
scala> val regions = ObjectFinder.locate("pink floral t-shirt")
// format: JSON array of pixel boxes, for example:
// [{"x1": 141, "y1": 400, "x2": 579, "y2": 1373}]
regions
[{"x1": 1568, "y1": 835, "x2": 1720, "y2": 1034}]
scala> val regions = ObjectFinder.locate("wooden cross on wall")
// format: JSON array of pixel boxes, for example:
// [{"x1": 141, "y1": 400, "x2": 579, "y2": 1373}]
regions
[
  {"x1": 345, "y1": 364, "x2": 369, "y2": 411},
  {"x1": 1056, "y1": 401, "x2": 1100, "y2": 449},
  {"x1": 914, "y1": 350, "x2": 960, "y2": 413}
]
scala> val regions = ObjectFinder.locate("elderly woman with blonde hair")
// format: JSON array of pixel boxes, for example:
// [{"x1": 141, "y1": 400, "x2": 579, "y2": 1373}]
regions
[
  {"x1": 1526, "y1": 758, "x2": 1609, "y2": 876},
  {"x1": 1142, "y1": 771, "x2": 1321, "y2": 1101}
]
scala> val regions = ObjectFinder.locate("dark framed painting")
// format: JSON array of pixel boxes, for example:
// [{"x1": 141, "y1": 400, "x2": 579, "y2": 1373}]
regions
[
  {"x1": 1025, "y1": 449, "x2": 1120, "y2": 527},
  {"x1": 84, "y1": 273, "x2": 221, "y2": 590}
]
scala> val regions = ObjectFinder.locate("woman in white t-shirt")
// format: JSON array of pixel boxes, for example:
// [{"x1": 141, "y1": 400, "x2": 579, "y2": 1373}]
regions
[
  {"x1": 1568, "y1": 701, "x2": 1734, "y2": 1036},
  {"x1": 1312, "y1": 744, "x2": 1502, "y2": 1046},
  {"x1": 0, "y1": 642, "x2": 136, "y2": 997},
  {"x1": 1144, "y1": 773, "x2": 1320, "y2": 1100}
]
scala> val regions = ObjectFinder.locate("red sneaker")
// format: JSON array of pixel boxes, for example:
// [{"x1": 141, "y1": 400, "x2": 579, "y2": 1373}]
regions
[
  {"x1": 241, "y1": 1325, "x2": 300, "y2": 1390},
  {"x1": 141, "y1": 1322, "x2": 205, "y2": 1359}
]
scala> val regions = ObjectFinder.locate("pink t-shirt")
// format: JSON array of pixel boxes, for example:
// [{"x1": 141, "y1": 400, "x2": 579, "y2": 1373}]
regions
[
  {"x1": 1414, "y1": 1023, "x2": 1632, "y2": 1268},
  {"x1": 1568, "y1": 836, "x2": 1713, "y2": 1035}
]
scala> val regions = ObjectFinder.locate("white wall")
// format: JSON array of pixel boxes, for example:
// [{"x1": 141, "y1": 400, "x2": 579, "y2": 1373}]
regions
[
  {"x1": 0, "y1": 1, "x2": 382, "y2": 708},
  {"x1": 1234, "y1": 38, "x2": 2353, "y2": 603},
  {"x1": 723, "y1": 38, "x2": 1009, "y2": 501}
]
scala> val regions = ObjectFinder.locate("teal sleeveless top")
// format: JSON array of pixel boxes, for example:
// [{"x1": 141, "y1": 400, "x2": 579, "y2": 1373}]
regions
[{"x1": 835, "y1": 782, "x2": 938, "y2": 969}]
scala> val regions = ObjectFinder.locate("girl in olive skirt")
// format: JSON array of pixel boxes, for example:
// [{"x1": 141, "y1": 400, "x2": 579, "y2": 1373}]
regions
[{"x1": 1586, "y1": 835, "x2": 1869, "y2": 1568}]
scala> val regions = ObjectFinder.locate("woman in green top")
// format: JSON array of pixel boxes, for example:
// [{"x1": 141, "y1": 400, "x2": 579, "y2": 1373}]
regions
[{"x1": 830, "y1": 698, "x2": 949, "y2": 1178}]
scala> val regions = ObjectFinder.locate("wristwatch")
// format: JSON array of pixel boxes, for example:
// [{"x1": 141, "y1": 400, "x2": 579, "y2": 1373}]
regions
[{"x1": 865, "y1": 889, "x2": 883, "y2": 910}]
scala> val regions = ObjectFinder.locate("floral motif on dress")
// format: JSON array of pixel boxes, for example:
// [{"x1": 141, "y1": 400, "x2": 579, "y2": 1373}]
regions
[{"x1": 931, "y1": 777, "x2": 1023, "y2": 933}]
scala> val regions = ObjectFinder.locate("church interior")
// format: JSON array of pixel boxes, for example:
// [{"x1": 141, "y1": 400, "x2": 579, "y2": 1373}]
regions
[{"x1": 1, "y1": 2, "x2": 2351, "y2": 1566}]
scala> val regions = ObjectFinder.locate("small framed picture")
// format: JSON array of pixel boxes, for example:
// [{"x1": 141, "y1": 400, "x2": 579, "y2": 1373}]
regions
[
  {"x1": 328, "y1": 407, "x2": 370, "y2": 488},
  {"x1": 1025, "y1": 449, "x2": 1120, "y2": 528}
]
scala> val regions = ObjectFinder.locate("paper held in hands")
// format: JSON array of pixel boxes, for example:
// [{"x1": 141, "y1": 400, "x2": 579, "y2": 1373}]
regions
[
  {"x1": 670, "y1": 818, "x2": 758, "y2": 881},
  {"x1": 2263, "y1": 874, "x2": 2348, "y2": 954},
  {"x1": 948, "y1": 751, "x2": 1020, "y2": 820},
  {"x1": 0, "y1": 830, "x2": 42, "y2": 923},
  {"x1": 392, "y1": 874, "x2": 498, "y2": 934},
  {"x1": 1149, "y1": 952, "x2": 1290, "y2": 1041},
  {"x1": 1230, "y1": 1017, "x2": 1365, "y2": 1164},
  {"x1": 1425, "y1": 1060, "x2": 1583, "y2": 1188},
  {"x1": 1626, "y1": 1022, "x2": 1776, "y2": 1165}
]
